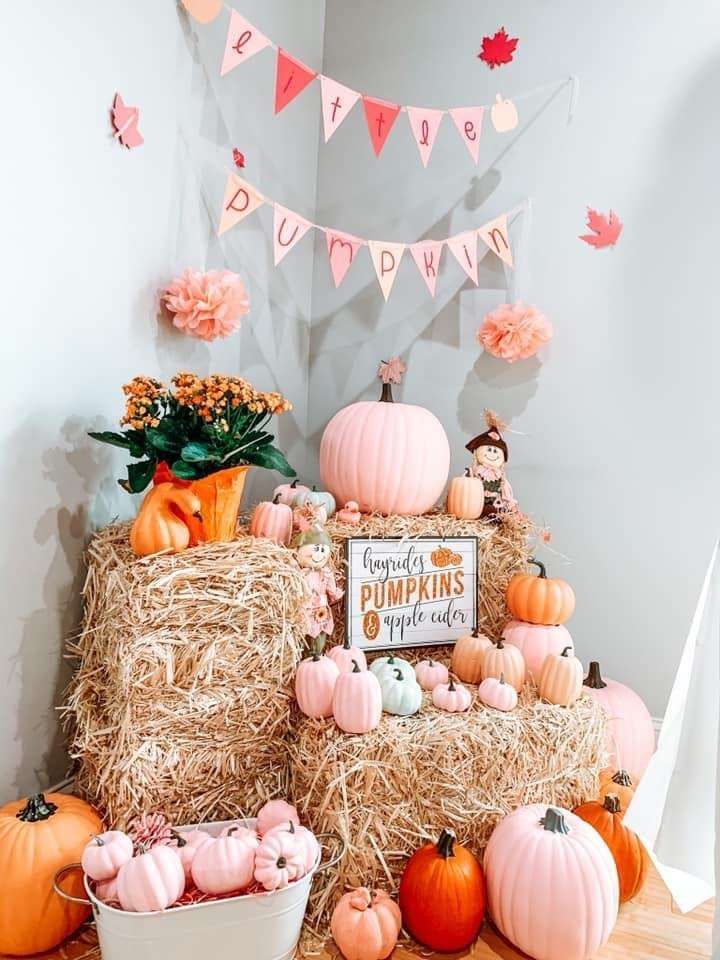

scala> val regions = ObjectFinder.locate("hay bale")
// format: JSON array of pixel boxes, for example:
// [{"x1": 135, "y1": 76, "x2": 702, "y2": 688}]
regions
[
  {"x1": 62, "y1": 523, "x2": 307, "y2": 828},
  {"x1": 290, "y1": 682, "x2": 606, "y2": 940}
]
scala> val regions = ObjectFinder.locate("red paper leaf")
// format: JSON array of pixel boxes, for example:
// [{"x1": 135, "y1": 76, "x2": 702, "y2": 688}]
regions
[
  {"x1": 478, "y1": 28, "x2": 518, "y2": 69},
  {"x1": 232, "y1": 148, "x2": 246, "y2": 168},
  {"x1": 579, "y1": 208, "x2": 623, "y2": 249}
]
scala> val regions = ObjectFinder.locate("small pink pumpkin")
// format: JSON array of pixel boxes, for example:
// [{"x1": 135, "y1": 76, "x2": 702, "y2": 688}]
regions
[
  {"x1": 331, "y1": 887, "x2": 402, "y2": 960},
  {"x1": 273, "y1": 478, "x2": 310, "y2": 506},
  {"x1": 254, "y1": 831, "x2": 305, "y2": 890},
  {"x1": 332, "y1": 661, "x2": 382, "y2": 733},
  {"x1": 414, "y1": 658, "x2": 449, "y2": 691},
  {"x1": 190, "y1": 833, "x2": 257, "y2": 895},
  {"x1": 479, "y1": 675, "x2": 518, "y2": 712},
  {"x1": 502, "y1": 619, "x2": 574, "y2": 681},
  {"x1": 327, "y1": 636, "x2": 368, "y2": 674},
  {"x1": 249, "y1": 495, "x2": 293, "y2": 545},
  {"x1": 95, "y1": 876, "x2": 120, "y2": 904},
  {"x1": 116, "y1": 845, "x2": 185, "y2": 913},
  {"x1": 265, "y1": 821, "x2": 319, "y2": 873},
  {"x1": 432, "y1": 676, "x2": 472, "y2": 713},
  {"x1": 81, "y1": 830, "x2": 133, "y2": 881},
  {"x1": 295, "y1": 651, "x2": 340, "y2": 718},
  {"x1": 257, "y1": 799, "x2": 300, "y2": 836},
  {"x1": 170, "y1": 829, "x2": 213, "y2": 880}
]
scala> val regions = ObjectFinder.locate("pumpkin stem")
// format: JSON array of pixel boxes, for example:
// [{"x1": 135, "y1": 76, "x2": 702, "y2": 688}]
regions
[
  {"x1": 528, "y1": 556, "x2": 547, "y2": 579},
  {"x1": 93, "y1": 835, "x2": 106, "y2": 846},
  {"x1": 291, "y1": 478, "x2": 299, "y2": 489},
  {"x1": 471, "y1": 627, "x2": 479, "y2": 637},
  {"x1": 540, "y1": 808, "x2": 569, "y2": 834},
  {"x1": 584, "y1": 661, "x2": 607, "y2": 689},
  {"x1": 342, "y1": 635, "x2": 352, "y2": 651},
  {"x1": 272, "y1": 493, "x2": 282, "y2": 504},
  {"x1": 277, "y1": 856, "x2": 287, "y2": 869},
  {"x1": 495, "y1": 638, "x2": 505, "y2": 649},
  {"x1": 351, "y1": 660, "x2": 361, "y2": 673},
  {"x1": 560, "y1": 646, "x2": 572, "y2": 657},
  {"x1": 464, "y1": 467, "x2": 471, "y2": 477},
  {"x1": 612, "y1": 770, "x2": 633, "y2": 788},
  {"x1": 499, "y1": 673, "x2": 506, "y2": 685},
  {"x1": 448, "y1": 676, "x2": 456, "y2": 692},
  {"x1": 288, "y1": 821, "x2": 296, "y2": 834},
  {"x1": 393, "y1": 669, "x2": 404, "y2": 681},
  {"x1": 436, "y1": 828, "x2": 456, "y2": 858},
  {"x1": 170, "y1": 829, "x2": 187, "y2": 848},
  {"x1": 603, "y1": 794, "x2": 621, "y2": 814},
  {"x1": 16, "y1": 793, "x2": 58, "y2": 822},
  {"x1": 379, "y1": 382, "x2": 394, "y2": 403}
]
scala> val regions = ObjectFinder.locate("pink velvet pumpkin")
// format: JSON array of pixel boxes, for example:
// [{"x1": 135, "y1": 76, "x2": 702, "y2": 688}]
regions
[
  {"x1": 485, "y1": 805, "x2": 618, "y2": 960},
  {"x1": 170, "y1": 829, "x2": 213, "y2": 881},
  {"x1": 265, "y1": 821, "x2": 319, "y2": 874},
  {"x1": 256, "y1": 799, "x2": 300, "y2": 837},
  {"x1": 81, "y1": 830, "x2": 133, "y2": 882},
  {"x1": 254, "y1": 832, "x2": 305, "y2": 890},
  {"x1": 414, "y1": 658, "x2": 449, "y2": 691},
  {"x1": 319, "y1": 379, "x2": 450, "y2": 517},
  {"x1": 478, "y1": 675, "x2": 518, "y2": 712},
  {"x1": 190, "y1": 833, "x2": 256, "y2": 895},
  {"x1": 249, "y1": 495, "x2": 293, "y2": 545},
  {"x1": 584, "y1": 661, "x2": 655, "y2": 778},
  {"x1": 432, "y1": 676, "x2": 472, "y2": 712},
  {"x1": 116, "y1": 845, "x2": 185, "y2": 913},
  {"x1": 332, "y1": 661, "x2": 383, "y2": 733},
  {"x1": 295, "y1": 651, "x2": 340, "y2": 719},
  {"x1": 331, "y1": 887, "x2": 402, "y2": 960},
  {"x1": 502, "y1": 619, "x2": 574, "y2": 682},
  {"x1": 327, "y1": 636, "x2": 368, "y2": 673}
]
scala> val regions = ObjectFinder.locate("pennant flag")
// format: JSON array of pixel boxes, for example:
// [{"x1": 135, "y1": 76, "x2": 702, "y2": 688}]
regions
[
  {"x1": 447, "y1": 231, "x2": 479, "y2": 284},
  {"x1": 218, "y1": 174, "x2": 264, "y2": 236},
  {"x1": 362, "y1": 96, "x2": 401, "y2": 156},
  {"x1": 449, "y1": 106, "x2": 485, "y2": 164},
  {"x1": 221, "y1": 11, "x2": 271, "y2": 77},
  {"x1": 478, "y1": 214, "x2": 513, "y2": 267},
  {"x1": 406, "y1": 107, "x2": 444, "y2": 167},
  {"x1": 410, "y1": 240, "x2": 444, "y2": 296},
  {"x1": 325, "y1": 229, "x2": 363, "y2": 287},
  {"x1": 320, "y1": 76, "x2": 361, "y2": 142},
  {"x1": 275, "y1": 49, "x2": 317, "y2": 114},
  {"x1": 273, "y1": 203, "x2": 312, "y2": 265},
  {"x1": 368, "y1": 241, "x2": 405, "y2": 300}
]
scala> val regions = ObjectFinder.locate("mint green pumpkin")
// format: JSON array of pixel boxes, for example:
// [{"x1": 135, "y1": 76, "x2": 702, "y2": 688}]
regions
[
  {"x1": 380, "y1": 669, "x2": 423, "y2": 716},
  {"x1": 292, "y1": 486, "x2": 336, "y2": 518},
  {"x1": 369, "y1": 653, "x2": 415, "y2": 682}
]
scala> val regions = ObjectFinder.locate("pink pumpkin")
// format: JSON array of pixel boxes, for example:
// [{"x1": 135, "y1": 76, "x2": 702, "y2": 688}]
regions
[
  {"x1": 218, "y1": 824, "x2": 258, "y2": 843},
  {"x1": 257, "y1": 799, "x2": 300, "y2": 836},
  {"x1": 485, "y1": 805, "x2": 618, "y2": 960},
  {"x1": 95, "y1": 876, "x2": 120, "y2": 904},
  {"x1": 332, "y1": 661, "x2": 383, "y2": 733},
  {"x1": 81, "y1": 830, "x2": 133, "y2": 882},
  {"x1": 414, "y1": 658, "x2": 449, "y2": 691},
  {"x1": 432, "y1": 676, "x2": 472, "y2": 713},
  {"x1": 249, "y1": 495, "x2": 293, "y2": 545},
  {"x1": 254, "y1": 831, "x2": 305, "y2": 890},
  {"x1": 331, "y1": 887, "x2": 402, "y2": 960},
  {"x1": 171, "y1": 829, "x2": 213, "y2": 880},
  {"x1": 265, "y1": 821, "x2": 319, "y2": 873},
  {"x1": 190, "y1": 833, "x2": 256, "y2": 895},
  {"x1": 327, "y1": 637, "x2": 368, "y2": 674},
  {"x1": 273, "y1": 478, "x2": 310, "y2": 506},
  {"x1": 584, "y1": 661, "x2": 655, "y2": 779},
  {"x1": 116, "y1": 845, "x2": 185, "y2": 913},
  {"x1": 295, "y1": 651, "x2": 340, "y2": 719},
  {"x1": 319, "y1": 379, "x2": 450, "y2": 517},
  {"x1": 502, "y1": 620, "x2": 574, "y2": 682},
  {"x1": 478, "y1": 675, "x2": 518, "y2": 712}
]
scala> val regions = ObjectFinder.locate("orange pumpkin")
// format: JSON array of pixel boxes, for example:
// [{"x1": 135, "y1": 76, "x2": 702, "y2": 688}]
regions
[
  {"x1": 129, "y1": 483, "x2": 202, "y2": 556},
  {"x1": 0, "y1": 793, "x2": 102, "y2": 955},
  {"x1": 399, "y1": 828, "x2": 486, "y2": 952},
  {"x1": 506, "y1": 557, "x2": 576, "y2": 625},
  {"x1": 430, "y1": 546, "x2": 454, "y2": 568},
  {"x1": 447, "y1": 470, "x2": 484, "y2": 520},
  {"x1": 481, "y1": 638, "x2": 525, "y2": 692},
  {"x1": 539, "y1": 645, "x2": 583, "y2": 707},
  {"x1": 573, "y1": 794, "x2": 648, "y2": 903},
  {"x1": 451, "y1": 628, "x2": 493, "y2": 684},
  {"x1": 598, "y1": 769, "x2": 636, "y2": 813}
]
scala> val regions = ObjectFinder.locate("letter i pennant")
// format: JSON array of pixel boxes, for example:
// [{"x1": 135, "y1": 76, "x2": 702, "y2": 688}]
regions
[
  {"x1": 362, "y1": 96, "x2": 401, "y2": 156},
  {"x1": 275, "y1": 49, "x2": 317, "y2": 114}
]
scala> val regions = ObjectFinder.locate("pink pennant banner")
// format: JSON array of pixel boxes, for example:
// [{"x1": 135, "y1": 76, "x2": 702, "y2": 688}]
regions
[
  {"x1": 275, "y1": 49, "x2": 317, "y2": 114},
  {"x1": 410, "y1": 240, "x2": 444, "y2": 296},
  {"x1": 478, "y1": 214, "x2": 513, "y2": 267},
  {"x1": 273, "y1": 203, "x2": 312, "y2": 264},
  {"x1": 447, "y1": 231, "x2": 479, "y2": 284},
  {"x1": 320, "y1": 76, "x2": 361, "y2": 142},
  {"x1": 221, "y1": 10, "x2": 271, "y2": 77},
  {"x1": 406, "y1": 107, "x2": 444, "y2": 167},
  {"x1": 449, "y1": 106, "x2": 485, "y2": 164},
  {"x1": 218, "y1": 174, "x2": 264, "y2": 235},
  {"x1": 368, "y1": 241, "x2": 406, "y2": 300},
  {"x1": 363, "y1": 96, "x2": 401, "y2": 157},
  {"x1": 325, "y1": 229, "x2": 364, "y2": 287}
]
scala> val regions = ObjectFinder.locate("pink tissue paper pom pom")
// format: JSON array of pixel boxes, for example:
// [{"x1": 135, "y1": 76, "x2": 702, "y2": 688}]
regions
[
  {"x1": 477, "y1": 301, "x2": 553, "y2": 363},
  {"x1": 164, "y1": 268, "x2": 250, "y2": 342}
]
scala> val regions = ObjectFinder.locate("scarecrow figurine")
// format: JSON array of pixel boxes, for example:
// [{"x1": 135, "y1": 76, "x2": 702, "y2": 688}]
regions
[
  {"x1": 466, "y1": 409, "x2": 516, "y2": 517},
  {"x1": 293, "y1": 526, "x2": 344, "y2": 639}
]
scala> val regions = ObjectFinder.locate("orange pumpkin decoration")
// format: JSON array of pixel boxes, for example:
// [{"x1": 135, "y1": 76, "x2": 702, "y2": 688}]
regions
[
  {"x1": 451, "y1": 627, "x2": 493, "y2": 684},
  {"x1": 481, "y1": 638, "x2": 525, "y2": 692},
  {"x1": 506, "y1": 557, "x2": 576, "y2": 625},
  {"x1": 598, "y1": 769, "x2": 636, "y2": 813},
  {"x1": 129, "y1": 483, "x2": 202, "y2": 556},
  {"x1": 399, "y1": 828, "x2": 486, "y2": 952},
  {"x1": 447, "y1": 470, "x2": 484, "y2": 520},
  {"x1": 573, "y1": 794, "x2": 648, "y2": 902},
  {"x1": 430, "y1": 546, "x2": 454, "y2": 568},
  {"x1": 539, "y1": 645, "x2": 583, "y2": 707},
  {"x1": 0, "y1": 793, "x2": 102, "y2": 956}
]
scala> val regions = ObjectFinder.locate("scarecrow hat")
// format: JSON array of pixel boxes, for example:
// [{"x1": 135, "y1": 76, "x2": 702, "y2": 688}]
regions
[
  {"x1": 465, "y1": 408, "x2": 509, "y2": 461},
  {"x1": 292, "y1": 525, "x2": 332, "y2": 551}
]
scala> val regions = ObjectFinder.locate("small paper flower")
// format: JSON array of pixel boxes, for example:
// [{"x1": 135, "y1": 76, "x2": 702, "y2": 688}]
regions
[
  {"x1": 378, "y1": 357, "x2": 406, "y2": 385},
  {"x1": 127, "y1": 812, "x2": 173, "y2": 852},
  {"x1": 477, "y1": 301, "x2": 552, "y2": 363},
  {"x1": 164, "y1": 269, "x2": 249, "y2": 342}
]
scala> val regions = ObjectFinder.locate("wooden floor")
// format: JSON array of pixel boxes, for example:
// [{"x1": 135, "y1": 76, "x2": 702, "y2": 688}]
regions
[{"x1": 10, "y1": 866, "x2": 712, "y2": 960}]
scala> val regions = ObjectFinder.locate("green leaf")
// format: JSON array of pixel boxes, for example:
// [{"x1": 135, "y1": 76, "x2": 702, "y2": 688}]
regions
[
  {"x1": 121, "y1": 458, "x2": 157, "y2": 493},
  {"x1": 88, "y1": 431, "x2": 132, "y2": 450},
  {"x1": 145, "y1": 427, "x2": 182, "y2": 454},
  {"x1": 243, "y1": 444, "x2": 295, "y2": 476},
  {"x1": 181, "y1": 441, "x2": 220, "y2": 463},
  {"x1": 170, "y1": 459, "x2": 203, "y2": 480}
]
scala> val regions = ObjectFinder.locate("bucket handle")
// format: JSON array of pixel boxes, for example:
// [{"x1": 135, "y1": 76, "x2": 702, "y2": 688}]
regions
[
  {"x1": 53, "y1": 863, "x2": 92, "y2": 906},
  {"x1": 314, "y1": 831, "x2": 346, "y2": 874}
]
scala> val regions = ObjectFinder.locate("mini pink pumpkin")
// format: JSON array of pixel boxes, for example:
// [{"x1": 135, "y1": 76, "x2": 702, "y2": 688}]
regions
[
  {"x1": 116, "y1": 845, "x2": 185, "y2": 913},
  {"x1": 414, "y1": 658, "x2": 449, "y2": 691},
  {"x1": 265, "y1": 821, "x2": 319, "y2": 874},
  {"x1": 254, "y1": 831, "x2": 305, "y2": 891},
  {"x1": 273, "y1": 478, "x2": 310, "y2": 506},
  {"x1": 170, "y1": 829, "x2": 213, "y2": 881},
  {"x1": 81, "y1": 830, "x2": 133, "y2": 882},
  {"x1": 190, "y1": 833, "x2": 256, "y2": 895},
  {"x1": 256, "y1": 799, "x2": 300, "y2": 837},
  {"x1": 432, "y1": 676, "x2": 472, "y2": 713},
  {"x1": 249, "y1": 495, "x2": 293, "y2": 545},
  {"x1": 95, "y1": 876, "x2": 120, "y2": 904},
  {"x1": 479, "y1": 674, "x2": 518, "y2": 712},
  {"x1": 332, "y1": 661, "x2": 383, "y2": 734},
  {"x1": 331, "y1": 887, "x2": 402, "y2": 960},
  {"x1": 327, "y1": 636, "x2": 368, "y2": 674},
  {"x1": 295, "y1": 651, "x2": 340, "y2": 719}
]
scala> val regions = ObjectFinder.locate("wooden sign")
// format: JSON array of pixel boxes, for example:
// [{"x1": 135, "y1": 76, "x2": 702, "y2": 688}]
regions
[{"x1": 345, "y1": 537, "x2": 478, "y2": 650}]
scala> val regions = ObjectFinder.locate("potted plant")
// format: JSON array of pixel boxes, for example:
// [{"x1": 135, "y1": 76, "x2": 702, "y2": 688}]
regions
[{"x1": 90, "y1": 372, "x2": 294, "y2": 543}]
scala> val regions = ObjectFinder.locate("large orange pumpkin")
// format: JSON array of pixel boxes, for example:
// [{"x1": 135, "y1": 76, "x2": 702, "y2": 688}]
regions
[
  {"x1": 399, "y1": 828, "x2": 486, "y2": 951},
  {"x1": 506, "y1": 557, "x2": 575, "y2": 625},
  {"x1": 0, "y1": 793, "x2": 102, "y2": 955},
  {"x1": 573, "y1": 794, "x2": 648, "y2": 903}
]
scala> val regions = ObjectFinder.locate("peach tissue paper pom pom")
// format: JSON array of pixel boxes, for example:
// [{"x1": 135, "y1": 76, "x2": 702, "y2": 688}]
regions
[
  {"x1": 164, "y1": 268, "x2": 249, "y2": 342},
  {"x1": 477, "y1": 301, "x2": 553, "y2": 363}
]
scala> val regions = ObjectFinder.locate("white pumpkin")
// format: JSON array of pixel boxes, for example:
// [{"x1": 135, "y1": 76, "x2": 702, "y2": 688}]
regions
[{"x1": 379, "y1": 668, "x2": 423, "y2": 716}]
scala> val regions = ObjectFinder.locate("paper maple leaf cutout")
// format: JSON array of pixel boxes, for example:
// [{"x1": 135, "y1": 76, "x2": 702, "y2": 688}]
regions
[
  {"x1": 232, "y1": 148, "x2": 246, "y2": 168},
  {"x1": 378, "y1": 357, "x2": 406, "y2": 385},
  {"x1": 580, "y1": 208, "x2": 623, "y2": 249},
  {"x1": 478, "y1": 28, "x2": 518, "y2": 69},
  {"x1": 111, "y1": 93, "x2": 143, "y2": 149}
]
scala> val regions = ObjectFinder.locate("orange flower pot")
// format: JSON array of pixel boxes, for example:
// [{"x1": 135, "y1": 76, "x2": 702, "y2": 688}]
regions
[{"x1": 185, "y1": 465, "x2": 251, "y2": 544}]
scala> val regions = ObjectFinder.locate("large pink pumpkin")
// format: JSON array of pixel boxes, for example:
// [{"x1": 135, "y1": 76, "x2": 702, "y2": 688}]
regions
[
  {"x1": 584, "y1": 661, "x2": 655, "y2": 779},
  {"x1": 502, "y1": 620, "x2": 574, "y2": 682},
  {"x1": 485, "y1": 805, "x2": 618, "y2": 960},
  {"x1": 319, "y1": 382, "x2": 450, "y2": 517},
  {"x1": 116, "y1": 845, "x2": 185, "y2": 913}
]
